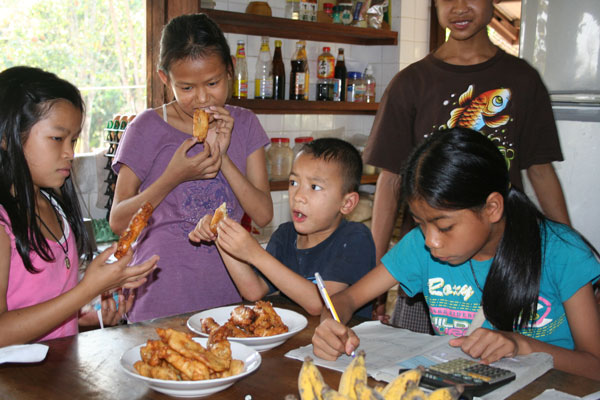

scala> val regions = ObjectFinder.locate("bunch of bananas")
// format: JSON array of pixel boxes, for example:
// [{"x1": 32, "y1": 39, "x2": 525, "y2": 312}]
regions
[{"x1": 297, "y1": 351, "x2": 462, "y2": 400}]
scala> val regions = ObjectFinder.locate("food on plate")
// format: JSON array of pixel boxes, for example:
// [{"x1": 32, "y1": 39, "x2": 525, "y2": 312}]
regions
[
  {"x1": 209, "y1": 202, "x2": 228, "y2": 234},
  {"x1": 133, "y1": 328, "x2": 245, "y2": 381},
  {"x1": 114, "y1": 201, "x2": 153, "y2": 259},
  {"x1": 193, "y1": 109, "x2": 209, "y2": 142},
  {"x1": 201, "y1": 301, "x2": 289, "y2": 338}
]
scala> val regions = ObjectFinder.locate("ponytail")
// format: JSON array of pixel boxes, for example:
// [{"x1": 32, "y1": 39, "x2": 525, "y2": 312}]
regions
[{"x1": 483, "y1": 188, "x2": 545, "y2": 330}]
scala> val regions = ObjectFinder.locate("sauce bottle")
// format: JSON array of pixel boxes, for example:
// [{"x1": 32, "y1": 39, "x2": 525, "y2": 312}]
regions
[
  {"x1": 333, "y1": 48, "x2": 347, "y2": 101},
  {"x1": 289, "y1": 40, "x2": 309, "y2": 100},
  {"x1": 272, "y1": 40, "x2": 286, "y2": 100},
  {"x1": 233, "y1": 40, "x2": 248, "y2": 99},
  {"x1": 317, "y1": 47, "x2": 335, "y2": 101},
  {"x1": 255, "y1": 37, "x2": 273, "y2": 99}
]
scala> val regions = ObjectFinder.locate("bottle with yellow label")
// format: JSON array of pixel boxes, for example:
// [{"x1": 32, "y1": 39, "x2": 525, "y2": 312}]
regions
[{"x1": 233, "y1": 40, "x2": 248, "y2": 99}]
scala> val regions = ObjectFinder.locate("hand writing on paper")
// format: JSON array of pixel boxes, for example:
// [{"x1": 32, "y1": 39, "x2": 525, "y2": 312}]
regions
[{"x1": 312, "y1": 318, "x2": 360, "y2": 361}]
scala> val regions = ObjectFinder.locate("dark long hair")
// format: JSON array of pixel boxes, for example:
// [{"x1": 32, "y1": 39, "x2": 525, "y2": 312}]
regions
[
  {"x1": 401, "y1": 127, "x2": 545, "y2": 330},
  {"x1": 0, "y1": 66, "x2": 92, "y2": 273},
  {"x1": 158, "y1": 13, "x2": 234, "y2": 77}
]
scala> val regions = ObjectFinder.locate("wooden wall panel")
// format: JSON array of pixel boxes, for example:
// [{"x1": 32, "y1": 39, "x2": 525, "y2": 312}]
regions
[{"x1": 146, "y1": 0, "x2": 201, "y2": 108}]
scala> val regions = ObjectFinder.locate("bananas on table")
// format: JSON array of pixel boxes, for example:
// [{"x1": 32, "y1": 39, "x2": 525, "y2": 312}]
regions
[{"x1": 297, "y1": 352, "x2": 463, "y2": 400}]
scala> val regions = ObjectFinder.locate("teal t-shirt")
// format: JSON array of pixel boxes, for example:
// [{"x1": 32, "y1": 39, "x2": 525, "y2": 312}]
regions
[{"x1": 382, "y1": 221, "x2": 599, "y2": 349}]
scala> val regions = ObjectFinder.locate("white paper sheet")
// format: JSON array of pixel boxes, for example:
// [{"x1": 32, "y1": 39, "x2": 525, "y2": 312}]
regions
[{"x1": 285, "y1": 321, "x2": 554, "y2": 400}]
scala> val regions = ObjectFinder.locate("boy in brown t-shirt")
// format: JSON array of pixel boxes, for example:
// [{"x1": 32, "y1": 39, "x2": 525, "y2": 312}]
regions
[{"x1": 364, "y1": 0, "x2": 571, "y2": 328}]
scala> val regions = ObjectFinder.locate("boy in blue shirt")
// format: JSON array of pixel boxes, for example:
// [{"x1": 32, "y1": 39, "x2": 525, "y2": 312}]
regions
[{"x1": 190, "y1": 138, "x2": 375, "y2": 318}]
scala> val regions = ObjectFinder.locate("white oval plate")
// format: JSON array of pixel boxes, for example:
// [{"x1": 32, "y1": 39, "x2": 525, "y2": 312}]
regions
[
  {"x1": 120, "y1": 337, "x2": 261, "y2": 398},
  {"x1": 187, "y1": 305, "x2": 308, "y2": 352}
]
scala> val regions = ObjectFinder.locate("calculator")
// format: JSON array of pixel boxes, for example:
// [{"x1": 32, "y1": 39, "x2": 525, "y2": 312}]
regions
[{"x1": 416, "y1": 358, "x2": 516, "y2": 398}]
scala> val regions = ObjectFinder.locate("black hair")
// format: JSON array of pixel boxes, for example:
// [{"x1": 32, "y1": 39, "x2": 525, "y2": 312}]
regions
[
  {"x1": 158, "y1": 13, "x2": 234, "y2": 77},
  {"x1": 299, "y1": 138, "x2": 362, "y2": 194},
  {"x1": 0, "y1": 66, "x2": 92, "y2": 273},
  {"x1": 401, "y1": 127, "x2": 546, "y2": 331}
]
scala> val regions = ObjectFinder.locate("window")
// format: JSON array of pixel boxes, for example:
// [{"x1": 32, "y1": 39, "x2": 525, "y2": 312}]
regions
[{"x1": 0, "y1": 0, "x2": 145, "y2": 153}]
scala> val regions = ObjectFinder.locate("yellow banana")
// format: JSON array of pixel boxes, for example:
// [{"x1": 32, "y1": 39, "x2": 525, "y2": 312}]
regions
[
  {"x1": 427, "y1": 385, "x2": 463, "y2": 400},
  {"x1": 381, "y1": 368, "x2": 423, "y2": 400},
  {"x1": 354, "y1": 380, "x2": 385, "y2": 400},
  {"x1": 338, "y1": 350, "x2": 367, "y2": 400},
  {"x1": 322, "y1": 385, "x2": 352, "y2": 400},
  {"x1": 373, "y1": 384, "x2": 385, "y2": 394},
  {"x1": 298, "y1": 356, "x2": 326, "y2": 400},
  {"x1": 399, "y1": 381, "x2": 428, "y2": 400}
]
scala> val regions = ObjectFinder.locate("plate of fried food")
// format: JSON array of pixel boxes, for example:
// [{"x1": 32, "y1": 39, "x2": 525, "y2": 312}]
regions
[
  {"x1": 187, "y1": 301, "x2": 308, "y2": 352},
  {"x1": 120, "y1": 327, "x2": 261, "y2": 398}
]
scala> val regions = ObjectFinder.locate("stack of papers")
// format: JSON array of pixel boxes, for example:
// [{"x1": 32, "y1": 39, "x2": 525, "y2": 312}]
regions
[{"x1": 286, "y1": 321, "x2": 554, "y2": 400}]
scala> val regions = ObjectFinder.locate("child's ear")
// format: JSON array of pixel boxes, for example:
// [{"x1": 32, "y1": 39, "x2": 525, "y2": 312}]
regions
[
  {"x1": 158, "y1": 69, "x2": 169, "y2": 86},
  {"x1": 484, "y1": 192, "x2": 504, "y2": 223},
  {"x1": 340, "y1": 191, "x2": 360, "y2": 216}
]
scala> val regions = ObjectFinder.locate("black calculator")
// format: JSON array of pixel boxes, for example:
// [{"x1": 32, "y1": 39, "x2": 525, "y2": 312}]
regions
[{"x1": 415, "y1": 358, "x2": 516, "y2": 399}]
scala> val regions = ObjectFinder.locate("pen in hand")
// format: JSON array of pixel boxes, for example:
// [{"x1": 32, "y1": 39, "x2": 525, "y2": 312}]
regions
[{"x1": 314, "y1": 272, "x2": 356, "y2": 357}]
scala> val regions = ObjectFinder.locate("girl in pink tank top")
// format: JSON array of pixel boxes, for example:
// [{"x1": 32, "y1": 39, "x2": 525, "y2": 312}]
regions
[{"x1": 0, "y1": 66, "x2": 159, "y2": 346}]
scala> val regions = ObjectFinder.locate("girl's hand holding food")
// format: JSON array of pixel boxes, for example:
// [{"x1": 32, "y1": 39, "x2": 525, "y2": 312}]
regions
[
  {"x1": 81, "y1": 244, "x2": 159, "y2": 294},
  {"x1": 312, "y1": 318, "x2": 360, "y2": 361},
  {"x1": 165, "y1": 138, "x2": 222, "y2": 184},
  {"x1": 205, "y1": 106, "x2": 233, "y2": 155},
  {"x1": 449, "y1": 327, "x2": 521, "y2": 364},
  {"x1": 188, "y1": 214, "x2": 216, "y2": 243}
]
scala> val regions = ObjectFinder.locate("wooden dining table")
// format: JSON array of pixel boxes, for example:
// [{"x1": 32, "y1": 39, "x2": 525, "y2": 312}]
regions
[{"x1": 1, "y1": 297, "x2": 599, "y2": 399}]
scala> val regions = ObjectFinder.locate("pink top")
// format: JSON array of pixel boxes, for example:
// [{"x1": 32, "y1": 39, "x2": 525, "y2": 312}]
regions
[{"x1": 0, "y1": 196, "x2": 79, "y2": 342}]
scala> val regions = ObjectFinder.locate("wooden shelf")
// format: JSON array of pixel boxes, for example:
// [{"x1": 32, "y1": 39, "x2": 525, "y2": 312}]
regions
[
  {"x1": 200, "y1": 9, "x2": 398, "y2": 46},
  {"x1": 228, "y1": 98, "x2": 379, "y2": 115},
  {"x1": 269, "y1": 174, "x2": 379, "y2": 191}
]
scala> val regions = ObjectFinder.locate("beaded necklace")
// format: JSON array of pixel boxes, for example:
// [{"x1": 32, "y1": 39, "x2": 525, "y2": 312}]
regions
[{"x1": 36, "y1": 205, "x2": 70, "y2": 269}]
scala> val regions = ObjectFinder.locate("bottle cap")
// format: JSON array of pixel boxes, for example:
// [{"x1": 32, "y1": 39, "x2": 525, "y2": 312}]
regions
[
  {"x1": 275, "y1": 40, "x2": 282, "y2": 47},
  {"x1": 323, "y1": 47, "x2": 331, "y2": 53},
  {"x1": 271, "y1": 137, "x2": 290, "y2": 143},
  {"x1": 348, "y1": 71, "x2": 362, "y2": 79},
  {"x1": 237, "y1": 40, "x2": 245, "y2": 45},
  {"x1": 294, "y1": 136, "x2": 314, "y2": 143}
]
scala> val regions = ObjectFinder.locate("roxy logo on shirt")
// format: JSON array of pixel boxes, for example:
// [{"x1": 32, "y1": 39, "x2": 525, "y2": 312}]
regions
[{"x1": 428, "y1": 277, "x2": 476, "y2": 301}]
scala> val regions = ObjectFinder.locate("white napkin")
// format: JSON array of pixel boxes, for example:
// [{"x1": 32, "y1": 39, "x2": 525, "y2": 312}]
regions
[{"x1": 0, "y1": 344, "x2": 49, "y2": 364}]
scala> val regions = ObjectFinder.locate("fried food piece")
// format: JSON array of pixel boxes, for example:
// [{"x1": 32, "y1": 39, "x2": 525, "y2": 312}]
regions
[
  {"x1": 250, "y1": 300, "x2": 288, "y2": 336},
  {"x1": 156, "y1": 328, "x2": 230, "y2": 372},
  {"x1": 201, "y1": 317, "x2": 220, "y2": 334},
  {"x1": 208, "y1": 339, "x2": 232, "y2": 362},
  {"x1": 209, "y1": 202, "x2": 228, "y2": 234},
  {"x1": 230, "y1": 305, "x2": 256, "y2": 327},
  {"x1": 161, "y1": 347, "x2": 210, "y2": 380},
  {"x1": 214, "y1": 359, "x2": 245, "y2": 379},
  {"x1": 115, "y1": 201, "x2": 153, "y2": 259},
  {"x1": 140, "y1": 339, "x2": 167, "y2": 366},
  {"x1": 193, "y1": 109, "x2": 209, "y2": 142}
]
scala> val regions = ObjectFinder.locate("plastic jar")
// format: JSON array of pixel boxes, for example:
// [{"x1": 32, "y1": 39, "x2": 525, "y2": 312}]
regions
[
  {"x1": 347, "y1": 71, "x2": 365, "y2": 102},
  {"x1": 338, "y1": 3, "x2": 353, "y2": 25},
  {"x1": 293, "y1": 136, "x2": 314, "y2": 159},
  {"x1": 267, "y1": 138, "x2": 294, "y2": 181}
]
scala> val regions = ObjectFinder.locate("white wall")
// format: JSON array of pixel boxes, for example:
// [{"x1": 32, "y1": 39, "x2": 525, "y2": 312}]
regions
[{"x1": 523, "y1": 120, "x2": 600, "y2": 249}]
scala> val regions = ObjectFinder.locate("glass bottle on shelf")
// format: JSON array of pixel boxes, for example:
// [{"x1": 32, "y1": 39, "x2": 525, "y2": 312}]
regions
[
  {"x1": 255, "y1": 37, "x2": 273, "y2": 99},
  {"x1": 272, "y1": 40, "x2": 286, "y2": 100},
  {"x1": 233, "y1": 40, "x2": 248, "y2": 99},
  {"x1": 333, "y1": 48, "x2": 347, "y2": 101},
  {"x1": 363, "y1": 64, "x2": 376, "y2": 103},
  {"x1": 317, "y1": 46, "x2": 335, "y2": 101},
  {"x1": 289, "y1": 40, "x2": 309, "y2": 101},
  {"x1": 267, "y1": 138, "x2": 294, "y2": 181},
  {"x1": 285, "y1": 0, "x2": 300, "y2": 19}
]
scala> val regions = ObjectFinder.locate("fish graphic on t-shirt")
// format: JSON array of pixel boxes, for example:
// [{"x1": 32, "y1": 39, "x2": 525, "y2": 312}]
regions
[{"x1": 447, "y1": 85, "x2": 511, "y2": 131}]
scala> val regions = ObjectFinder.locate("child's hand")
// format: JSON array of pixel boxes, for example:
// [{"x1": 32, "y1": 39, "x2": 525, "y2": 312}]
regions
[
  {"x1": 165, "y1": 139, "x2": 222, "y2": 184},
  {"x1": 188, "y1": 214, "x2": 216, "y2": 243},
  {"x1": 205, "y1": 106, "x2": 233, "y2": 156},
  {"x1": 215, "y1": 217, "x2": 261, "y2": 264},
  {"x1": 81, "y1": 244, "x2": 159, "y2": 294},
  {"x1": 98, "y1": 290, "x2": 135, "y2": 326},
  {"x1": 449, "y1": 328, "x2": 520, "y2": 364},
  {"x1": 312, "y1": 318, "x2": 360, "y2": 361}
]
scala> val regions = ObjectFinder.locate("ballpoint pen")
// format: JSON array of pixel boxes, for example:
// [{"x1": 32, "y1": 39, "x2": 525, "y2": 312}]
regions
[{"x1": 314, "y1": 272, "x2": 355, "y2": 357}]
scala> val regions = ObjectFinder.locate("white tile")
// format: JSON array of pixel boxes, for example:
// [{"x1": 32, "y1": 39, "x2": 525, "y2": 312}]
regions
[
  {"x1": 415, "y1": 0, "x2": 431, "y2": 20},
  {"x1": 400, "y1": 0, "x2": 416, "y2": 17},
  {"x1": 399, "y1": 40, "x2": 415, "y2": 64},
  {"x1": 382, "y1": 45, "x2": 400, "y2": 64},
  {"x1": 382, "y1": 63, "x2": 400, "y2": 86},
  {"x1": 415, "y1": 18, "x2": 430, "y2": 45},
  {"x1": 301, "y1": 114, "x2": 318, "y2": 131},
  {"x1": 317, "y1": 114, "x2": 334, "y2": 130},
  {"x1": 390, "y1": 15, "x2": 402, "y2": 32},
  {"x1": 283, "y1": 114, "x2": 302, "y2": 131},
  {"x1": 265, "y1": 114, "x2": 284, "y2": 132},
  {"x1": 360, "y1": 46, "x2": 383, "y2": 64},
  {"x1": 400, "y1": 17, "x2": 415, "y2": 41},
  {"x1": 414, "y1": 41, "x2": 429, "y2": 60}
]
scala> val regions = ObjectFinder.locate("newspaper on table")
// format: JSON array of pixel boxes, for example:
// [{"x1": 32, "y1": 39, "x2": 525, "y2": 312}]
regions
[{"x1": 285, "y1": 321, "x2": 554, "y2": 400}]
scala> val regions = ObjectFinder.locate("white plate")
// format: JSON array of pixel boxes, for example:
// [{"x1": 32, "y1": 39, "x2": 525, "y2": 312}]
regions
[
  {"x1": 120, "y1": 337, "x2": 261, "y2": 398},
  {"x1": 187, "y1": 305, "x2": 308, "y2": 352}
]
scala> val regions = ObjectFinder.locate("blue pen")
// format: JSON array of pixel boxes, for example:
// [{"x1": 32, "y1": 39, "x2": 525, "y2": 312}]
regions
[{"x1": 314, "y1": 272, "x2": 356, "y2": 357}]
